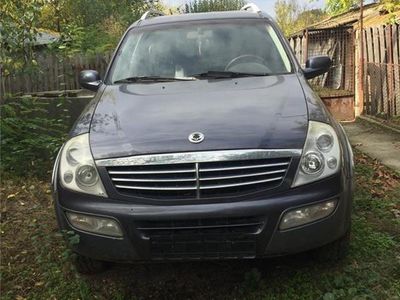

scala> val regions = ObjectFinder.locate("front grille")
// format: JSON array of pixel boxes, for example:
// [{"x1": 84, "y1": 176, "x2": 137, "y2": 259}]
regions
[
  {"x1": 135, "y1": 216, "x2": 264, "y2": 260},
  {"x1": 106, "y1": 157, "x2": 291, "y2": 199}
]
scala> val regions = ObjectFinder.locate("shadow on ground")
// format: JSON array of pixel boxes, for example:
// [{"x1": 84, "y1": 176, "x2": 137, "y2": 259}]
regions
[{"x1": 86, "y1": 253, "x2": 327, "y2": 299}]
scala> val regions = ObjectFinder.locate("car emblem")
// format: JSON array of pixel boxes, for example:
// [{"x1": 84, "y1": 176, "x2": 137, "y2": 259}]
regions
[{"x1": 188, "y1": 132, "x2": 205, "y2": 144}]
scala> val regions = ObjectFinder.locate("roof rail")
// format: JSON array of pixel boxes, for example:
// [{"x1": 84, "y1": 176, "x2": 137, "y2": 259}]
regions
[
  {"x1": 240, "y1": 3, "x2": 261, "y2": 13},
  {"x1": 140, "y1": 9, "x2": 165, "y2": 21}
]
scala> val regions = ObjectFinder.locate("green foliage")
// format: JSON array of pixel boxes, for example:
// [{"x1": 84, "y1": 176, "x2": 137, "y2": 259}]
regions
[
  {"x1": 325, "y1": 0, "x2": 359, "y2": 15},
  {"x1": 39, "y1": 0, "x2": 153, "y2": 53},
  {"x1": 382, "y1": 0, "x2": 400, "y2": 24},
  {"x1": 184, "y1": 0, "x2": 246, "y2": 13},
  {"x1": 0, "y1": 97, "x2": 70, "y2": 178},
  {"x1": 0, "y1": 0, "x2": 44, "y2": 74},
  {"x1": 275, "y1": 0, "x2": 327, "y2": 36},
  {"x1": 0, "y1": 0, "x2": 155, "y2": 72}
]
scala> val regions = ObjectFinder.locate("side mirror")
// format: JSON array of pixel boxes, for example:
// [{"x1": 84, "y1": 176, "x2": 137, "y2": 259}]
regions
[
  {"x1": 79, "y1": 70, "x2": 101, "y2": 92},
  {"x1": 303, "y1": 56, "x2": 331, "y2": 79}
]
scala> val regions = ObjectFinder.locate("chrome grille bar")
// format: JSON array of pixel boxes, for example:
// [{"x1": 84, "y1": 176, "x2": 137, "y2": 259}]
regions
[
  {"x1": 200, "y1": 177, "x2": 283, "y2": 190},
  {"x1": 111, "y1": 177, "x2": 196, "y2": 182},
  {"x1": 101, "y1": 149, "x2": 300, "y2": 199},
  {"x1": 115, "y1": 184, "x2": 197, "y2": 191},
  {"x1": 199, "y1": 169, "x2": 287, "y2": 181},
  {"x1": 109, "y1": 169, "x2": 195, "y2": 175},
  {"x1": 200, "y1": 162, "x2": 289, "y2": 172},
  {"x1": 97, "y1": 149, "x2": 301, "y2": 166}
]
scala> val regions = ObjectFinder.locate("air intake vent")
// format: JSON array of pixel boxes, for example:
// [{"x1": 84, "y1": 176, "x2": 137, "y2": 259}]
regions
[{"x1": 135, "y1": 216, "x2": 265, "y2": 260}]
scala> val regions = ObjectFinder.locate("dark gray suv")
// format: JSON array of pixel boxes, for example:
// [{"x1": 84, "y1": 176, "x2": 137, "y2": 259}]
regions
[{"x1": 52, "y1": 4, "x2": 354, "y2": 273}]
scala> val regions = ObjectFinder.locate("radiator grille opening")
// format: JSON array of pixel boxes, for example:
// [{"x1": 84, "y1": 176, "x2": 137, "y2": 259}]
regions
[{"x1": 107, "y1": 157, "x2": 290, "y2": 199}]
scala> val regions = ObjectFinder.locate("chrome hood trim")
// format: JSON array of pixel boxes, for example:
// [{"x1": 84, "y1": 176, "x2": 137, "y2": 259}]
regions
[{"x1": 96, "y1": 149, "x2": 302, "y2": 167}]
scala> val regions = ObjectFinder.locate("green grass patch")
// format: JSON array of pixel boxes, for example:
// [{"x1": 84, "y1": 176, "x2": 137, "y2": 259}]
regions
[{"x1": 1, "y1": 151, "x2": 399, "y2": 299}]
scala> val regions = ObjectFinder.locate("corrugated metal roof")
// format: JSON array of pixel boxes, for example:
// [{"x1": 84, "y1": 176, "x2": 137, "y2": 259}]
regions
[
  {"x1": 290, "y1": 3, "x2": 400, "y2": 37},
  {"x1": 33, "y1": 29, "x2": 60, "y2": 46}
]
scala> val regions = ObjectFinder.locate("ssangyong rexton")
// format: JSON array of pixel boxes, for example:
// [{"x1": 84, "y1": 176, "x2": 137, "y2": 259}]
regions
[{"x1": 52, "y1": 4, "x2": 354, "y2": 273}]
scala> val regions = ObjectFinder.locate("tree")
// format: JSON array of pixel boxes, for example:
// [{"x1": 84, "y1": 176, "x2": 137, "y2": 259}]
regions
[
  {"x1": 325, "y1": 0, "x2": 359, "y2": 15},
  {"x1": 184, "y1": 0, "x2": 246, "y2": 13},
  {"x1": 382, "y1": 0, "x2": 400, "y2": 24},
  {"x1": 274, "y1": 0, "x2": 326, "y2": 36},
  {"x1": 275, "y1": 0, "x2": 302, "y2": 36},
  {"x1": 0, "y1": 0, "x2": 44, "y2": 70},
  {"x1": 36, "y1": 0, "x2": 157, "y2": 53},
  {"x1": 295, "y1": 9, "x2": 326, "y2": 29}
]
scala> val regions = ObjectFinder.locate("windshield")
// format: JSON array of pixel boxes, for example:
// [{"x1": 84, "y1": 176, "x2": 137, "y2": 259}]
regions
[{"x1": 108, "y1": 20, "x2": 292, "y2": 83}]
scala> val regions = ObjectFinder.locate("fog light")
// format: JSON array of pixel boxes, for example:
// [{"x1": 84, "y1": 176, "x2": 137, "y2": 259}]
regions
[
  {"x1": 279, "y1": 199, "x2": 337, "y2": 230},
  {"x1": 66, "y1": 212, "x2": 123, "y2": 237}
]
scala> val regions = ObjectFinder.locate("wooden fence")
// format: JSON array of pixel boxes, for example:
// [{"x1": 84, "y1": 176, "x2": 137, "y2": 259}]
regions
[
  {"x1": 362, "y1": 23, "x2": 400, "y2": 117},
  {"x1": 0, "y1": 52, "x2": 113, "y2": 99}
]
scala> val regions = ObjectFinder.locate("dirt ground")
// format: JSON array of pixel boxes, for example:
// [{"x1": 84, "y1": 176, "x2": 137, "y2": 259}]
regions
[{"x1": 344, "y1": 120, "x2": 400, "y2": 172}]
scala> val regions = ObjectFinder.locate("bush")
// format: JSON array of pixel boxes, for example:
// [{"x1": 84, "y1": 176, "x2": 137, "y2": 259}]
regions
[{"x1": 0, "y1": 97, "x2": 71, "y2": 178}]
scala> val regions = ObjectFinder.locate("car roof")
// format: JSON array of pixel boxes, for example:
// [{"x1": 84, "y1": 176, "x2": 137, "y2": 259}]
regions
[{"x1": 130, "y1": 10, "x2": 273, "y2": 29}]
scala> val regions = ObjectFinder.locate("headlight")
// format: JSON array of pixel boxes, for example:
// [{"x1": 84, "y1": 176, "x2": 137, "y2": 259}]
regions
[
  {"x1": 279, "y1": 199, "x2": 337, "y2": 230},
  {"x1": 59, "y1": 134, "x2": 107, "y2": 197},
  {"x1": 292, "y1": 121, "x2": 341, "y2": 187}
]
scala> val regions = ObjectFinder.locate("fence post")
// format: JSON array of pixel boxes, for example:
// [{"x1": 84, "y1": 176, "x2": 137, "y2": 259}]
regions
[
  {"x1": 358, "y1": 0, "x2": 365, "y2": 116},
  {"x1": 386, "y1": 25, "x2": 394, "y2": 118},
  {"x1": 0, "y1": 65, "x2": 4, "y2": 102},
  {"x1": 303, "y1": 29, "x2": 309, "y2": 65}
]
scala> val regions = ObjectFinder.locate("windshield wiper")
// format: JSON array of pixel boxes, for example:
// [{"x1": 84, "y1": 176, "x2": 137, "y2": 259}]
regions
[
  {"x1": 191, "y1": 71, "x2": 269, "y2": 79},
  {"x1": 113, "y1": 76, "x2": 196, "y2": 84}
]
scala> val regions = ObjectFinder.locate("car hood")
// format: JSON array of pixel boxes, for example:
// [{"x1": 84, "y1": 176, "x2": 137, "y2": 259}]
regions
[{"x1": 89, "y1": 74, "x2": 308, "y2": 159}]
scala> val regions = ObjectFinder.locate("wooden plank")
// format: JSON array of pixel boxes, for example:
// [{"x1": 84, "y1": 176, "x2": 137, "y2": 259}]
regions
[
  {"x1": 386, "y1": 25, "x2": 394, "y2": 116},
  {"x1": 303, "y1": 30, "x2": 308, "y2": 65},
  {"x1": 392, "y1": 24, "x2": 399, "y2": 116},
  {"x1": 372, "y1": 26, "x2": 383, "y2": 113},
  {"x1": 373, "y1": 27, "x2": 380, "y2": 63},
  {"x1": 362, "y1": 29, "x2": 368, "y2": 64},
  {"x1": 299, "y1": 37, "x2": 304, "y2": 65},
  {"x1": 74, "y1": 55, "x2": 80, "y2": 89},
  {"x1": 67, "y1": 56, "x2": 74, "y2": 90},
  {"x1": 366, "y1": 27, "x2": 374, "y2": 62},
  {"x1": 296, "y1": 37, "x2": 302, "y2": 65},
  {"x1": 364, "y1": 28, "x2": 375, "y2": 114},
  {"x1": 289, "y1": 38, "x2": 295, "y2": 53},
  {"x1": 79, "y1": 54, "x2": 84, "y2": 89},
  {"x1": 49, "y1": 55, "x2": 54, "y2": 91},
  {"x1": 43, "y1": 56, "x2": 48, "y2": 92},
  {"x1": 379, "y1": 25, "x2": 388, "y2": 115},
  {"x1": 96, "y1": 53, "x2": 101, "y2": 77},
  {"x1": 379, "y1": 25, "x2": 387, "y2": 64},
  {"x1": 361, "y1": 29, "x2": 368, "y2": 100}
]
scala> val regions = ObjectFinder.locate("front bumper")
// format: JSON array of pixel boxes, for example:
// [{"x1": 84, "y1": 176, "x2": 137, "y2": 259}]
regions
[{"x1": 54, "y1": 173, "x2": 352, "y2": 262}]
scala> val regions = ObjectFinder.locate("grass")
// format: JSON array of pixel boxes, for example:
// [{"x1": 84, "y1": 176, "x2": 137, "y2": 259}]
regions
[{"x1": 1, "y1": 151, "x2": 399, "y2": 300}]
